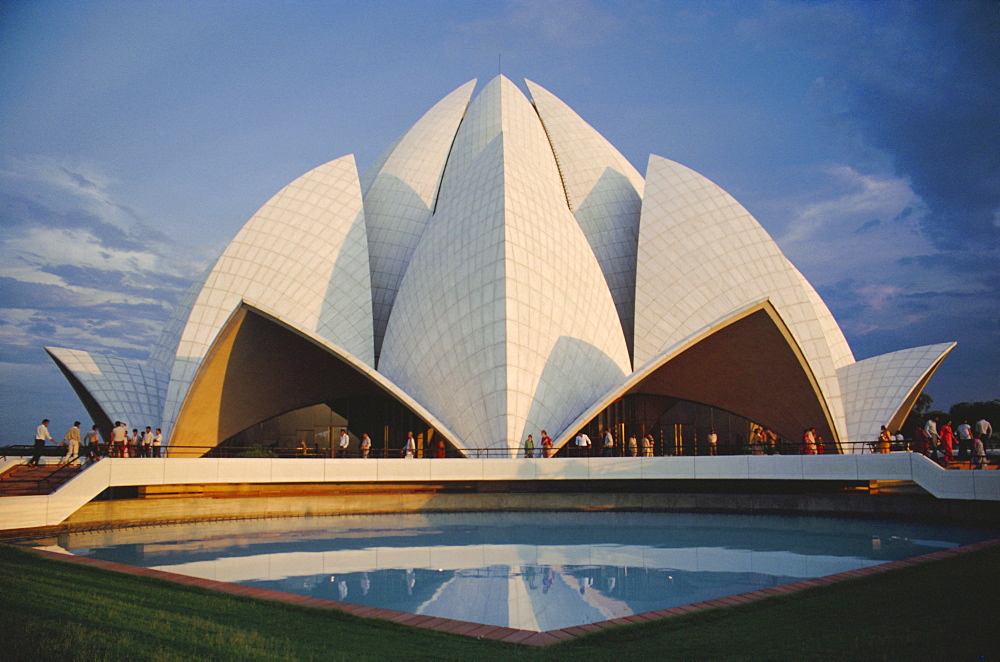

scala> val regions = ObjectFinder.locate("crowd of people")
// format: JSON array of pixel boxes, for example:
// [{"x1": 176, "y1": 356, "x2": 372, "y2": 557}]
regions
[
  {"x1": 28, "y1": 419, "x2": 162, "y2": 467},
  {"x1": 28, "y1": 415, "x2": 995, "y2": 466},
  {"x1": 911, "y1": 416, "x2": 993, "y2": 469}
]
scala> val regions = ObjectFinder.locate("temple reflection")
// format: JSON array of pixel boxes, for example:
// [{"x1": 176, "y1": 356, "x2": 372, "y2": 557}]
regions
[{"x1": 53, "y1": 512, "x2": 987, "y2": 632}]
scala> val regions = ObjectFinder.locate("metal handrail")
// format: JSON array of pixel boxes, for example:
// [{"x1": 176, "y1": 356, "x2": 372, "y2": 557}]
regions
[{"x1": 3, "y1": 438, "x2": 995, "y2": 462}]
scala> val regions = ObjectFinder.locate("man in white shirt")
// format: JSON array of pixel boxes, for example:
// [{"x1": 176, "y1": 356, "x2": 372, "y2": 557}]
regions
[
  {"x1": 60, "y1": 421, "x2": 81, "y2": 466},
  {"x1": 29, "y1": 419, "x2": 53, "y2": 466},
  {"x1": 707, "y1": 429, "x2": 718, "y2": 456},
  {"x1": 602, "y1": 429, "x2": 614, "y2": 457},
  {"x1": 339, "y1": 429, "x2": 350, "y2": 458},
  {"x1": 574, "y1": 432, "x2": 591, "y2": 457},
  {"x1": 360, "y1": 433, "x2": 372, "y2": 459},
  {"x1": 141, "y1": 426, "x2": 154, "y2": 458},
  {"x1": 153, "y1": 429, "x2": 163, "y2": 458},
  {"x1": 975, "y1": 418, "x2": 992, "y2": 441},
  {"x1": 110, "y1": 422, "x2": 127, "y2": 458},
  {"x1": 924, "y1": 418, "x2": 940, "y2": 447}
]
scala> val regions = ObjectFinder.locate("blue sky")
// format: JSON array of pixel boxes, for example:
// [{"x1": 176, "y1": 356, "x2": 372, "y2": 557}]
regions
[{"x1": 0, "y1": 0, "x2": 996, "y2": 443}]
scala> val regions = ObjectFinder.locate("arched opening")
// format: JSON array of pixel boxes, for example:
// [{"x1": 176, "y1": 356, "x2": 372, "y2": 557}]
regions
[
  {"x1": 558, "y1": 303, "x2": 840, "y2": 454},
  {"x1": 168, "y1": 305, "x2": 454, "y2": 457}
]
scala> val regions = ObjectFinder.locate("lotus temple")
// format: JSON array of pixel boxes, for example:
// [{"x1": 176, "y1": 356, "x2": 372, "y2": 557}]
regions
[{"x1": 44, "y1": 76, "x2": 955, "y2": 460}]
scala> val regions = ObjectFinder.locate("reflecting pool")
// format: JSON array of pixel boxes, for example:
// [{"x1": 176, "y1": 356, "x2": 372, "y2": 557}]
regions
[{"x1": 38, "y1": 512, "x2": 997, "y2": 631}]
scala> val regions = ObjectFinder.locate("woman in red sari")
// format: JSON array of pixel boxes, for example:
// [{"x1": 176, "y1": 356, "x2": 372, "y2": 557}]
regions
[
  {"x1": 939, "y1": 421, "x2": 955, "y2": 463},
  {"x1": 541, "y1": 430, "x2": 553, "y2": 458}
]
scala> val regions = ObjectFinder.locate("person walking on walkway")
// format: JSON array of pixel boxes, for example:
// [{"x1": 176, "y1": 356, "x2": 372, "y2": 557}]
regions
[
  {"x1": 975, "y1": 418, "x2": 992, "y2": 442},
  {"x1": 84, "y1": 424, "x2": 102, "y2": 463},
  {"x1": 360, "y1": 433, "x2": 371, "y2": 459},
  {"x1": 601, "y1": 429, "x2": 614, "y2": 457},
  {"x1": 972, "y1": 437, "x2": 988, "y2": 469},
  {"x1": 956, "y1": 421, "x2": 973, "y2": 461},
  {"x1": 878, "y1": 425, "x2": 892, "y2": 454},
  {"x1": 707, "y1": 429, "x2": 718, "y2": 456},
  {"x1": 524, "y1": 434, "x2": 535, "y2": 458},
  {"x1": 403, "y1": 431, "x2": 415, "y2": 458},
  {"x1": 574, "y1": 431, "x2": 591, "y2": 457},
  {"x1": 141, "y1": 426, "x2": 154, "y2": 458},
  {"x1": 29, "y1": 419, "x2": 53, "y2": 466},
  {"x1": 60, "y1": 421, "x2": 81, "y2": 465},
  {"x1": 541, "y1": 430, "x2": 553, "y2": 458},
  {"x1": 628, "y1": 434, "x2": 638, "y2": 457},
  {"x1": 939, "y1": 421, "x2": 956, "y2": 463}
]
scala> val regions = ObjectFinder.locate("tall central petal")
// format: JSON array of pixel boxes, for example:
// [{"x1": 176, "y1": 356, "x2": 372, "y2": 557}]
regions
[{"x1": 380, "y1": 77, "x2": 631, "y2": 455}]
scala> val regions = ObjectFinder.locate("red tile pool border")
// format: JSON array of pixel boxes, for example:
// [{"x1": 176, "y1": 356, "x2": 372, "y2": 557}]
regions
[{"x1": 32, "y1": 537, "x2": 1000, "y2": 647}]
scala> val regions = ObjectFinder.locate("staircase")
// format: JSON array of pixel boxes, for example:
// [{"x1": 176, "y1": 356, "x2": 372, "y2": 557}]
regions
[{"x1": 0, "y1": 463, "x2": 82, "y2": 496}]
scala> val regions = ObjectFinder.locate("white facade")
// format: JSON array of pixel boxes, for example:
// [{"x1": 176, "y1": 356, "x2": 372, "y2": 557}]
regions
[{"x1": 46, "y1": 76, "x2": 954, "y2": 456}]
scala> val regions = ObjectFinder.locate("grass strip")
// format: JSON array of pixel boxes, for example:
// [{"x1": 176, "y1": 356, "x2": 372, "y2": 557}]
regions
[{"x1": 2, "y1": 542, "x2": 999, "y2": 660}]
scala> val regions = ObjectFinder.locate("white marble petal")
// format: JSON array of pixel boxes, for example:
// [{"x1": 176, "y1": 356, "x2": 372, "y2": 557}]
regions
[
  {"x1": 838, "y1": 342, "x2": 955, "y2": 443},
  {"x1": 381, "y1": 77, "x2": 630, "y2": 455},
  {"x1": 634, "y1": 155, "x2": 847, "y2": 443},
  {"x1": 161, "y1": 155, "x2": 373, "y2": 440},
  {"x1": 526, "y1": 79, "x2": 644, "y2": 360},
  {"x1": 46, "y1": 347, "x2": 166, "y2": 432}
]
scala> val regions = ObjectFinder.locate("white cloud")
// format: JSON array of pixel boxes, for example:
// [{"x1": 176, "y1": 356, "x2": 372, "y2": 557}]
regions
[{"x1": 773, "y1": 164, "x2": 934, "y2": 284}]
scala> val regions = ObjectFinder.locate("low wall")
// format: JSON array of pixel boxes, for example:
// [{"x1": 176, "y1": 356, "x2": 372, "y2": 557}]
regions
[
  {"x1": 0, "y1": 485, "x2": 988, "y2": 540},
  {"x1": 1, "y1": 453, "x2": 998, "y2": 533}
]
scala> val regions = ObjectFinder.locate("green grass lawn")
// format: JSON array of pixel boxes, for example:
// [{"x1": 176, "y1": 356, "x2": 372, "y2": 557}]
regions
[{"x1": 2, "y1": 542, "x2": 998, "y2": 660}]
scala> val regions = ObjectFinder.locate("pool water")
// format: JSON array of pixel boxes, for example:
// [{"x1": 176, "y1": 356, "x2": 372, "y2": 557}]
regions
[{"x1": 39, "y1": 512, "x2": 997, "y2": 631}]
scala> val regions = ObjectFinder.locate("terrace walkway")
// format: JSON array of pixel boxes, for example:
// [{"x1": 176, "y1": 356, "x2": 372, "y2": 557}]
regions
[{"x1": 0, "y1": 453, "x2": 997, "y2": 532}]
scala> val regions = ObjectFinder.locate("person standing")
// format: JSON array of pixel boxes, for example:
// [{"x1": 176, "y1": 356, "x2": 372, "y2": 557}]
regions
[
  {"x1": 110, "y1": 422, "x2": 127, "y2": 458},
  {"x1": 601, "y1": 429, "x2": 614, "y2": 457},
  {"x1": 403, "y1": 431, "x2": 415, "y2": 458},
  {"x1": 972, "y1": 437, "x2": 987, "y2": 469},
  {"x1": 339, "y1": 429, "x2": 350, "y2": 458},
  {"x1": 975, "y1": 418, "x2": 992, "y2": 442},
  {"x1": 878, "y1": 426, "x2": 892, "y2": 454},
  {"x1": 524, "y1": 434, "x2": 535, "y2": 458},
  {"x1": 956, "y1": 421, "x2": 974, "y2": 461},
  {"x1": 924, "y1": 417, "x2": 940, "y2": 448},
  {"x1": 152, "y1": 429, "x2": 163, "y2": 458},
  {"x1": 802, "y1": 428, "x2": 817, "y2": 455},
  {"x1": 540, "y1": 430, "x2": 553, "y2": 458},
  {"x1": 84, "y1": 424, "x2": 102, "y2": 463},
  {"x1": 706, "y1": 429, "x2": 718, "y2": 456},
  {"x1": 574, "y1": 431, "x2": 591, "y2": 457},
  {"x1": 939, "y1": 421, "x2": 956, "y2": 463},
  {"x1": 643, "y1": 434, "x2": 654, "y2": 457},
  {"x1": 360, "y1": 433, "x2": 371, "y2": 459},
  {"x1": 912, "y1": 426, "x2": 930, "y2": 456},
  {"x1": 141, "y1": 426, "x2": 154, "y2": 458},
  {"x1": 60, "y1": 421, "x2": 82, "y2": 466},
  {"x1": 627, "y1": 434, "x2": 638, "y2": 457},
  {"x1": 29, "y1": 419, "x2": 53, "y2": 466}
]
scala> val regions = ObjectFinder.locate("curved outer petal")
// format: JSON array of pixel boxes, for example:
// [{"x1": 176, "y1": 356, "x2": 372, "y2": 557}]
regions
[
  {"x1": 45, "y1": 347, "x2": 166, "y2": 432},
  {"x1": 380, "y1": 76, "x2": 631, "y2": 455},
  {"x1": 526, "y1": 79, "x2": 644, "y2": 361},
  {"x1": 162, "y1": 155, "x2": 374, "y2": 440},
  {"x1": 148, "y1": 266, "x2": 211, "y2": 378},
  {"x1": 362, "y1": 80, "x2": 476, "y2": 363},
  {"x1": 791, "y1": 265, "x2": 855, "y2": 370},
  {"x1": 634, "y1": 155, "x2": 848, "y2": 443},
  {"x1": 838, "y1": 342, "x2": 955, "y2": 444}
]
